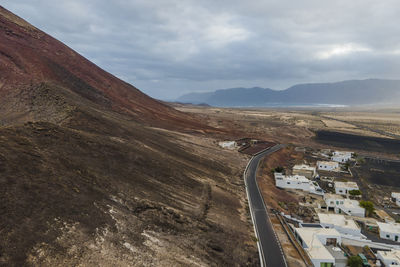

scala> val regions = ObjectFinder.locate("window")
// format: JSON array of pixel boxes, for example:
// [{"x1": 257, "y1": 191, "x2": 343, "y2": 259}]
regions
[{"x1": 387, "y1": 234, "x2": 390, "y2": 238}]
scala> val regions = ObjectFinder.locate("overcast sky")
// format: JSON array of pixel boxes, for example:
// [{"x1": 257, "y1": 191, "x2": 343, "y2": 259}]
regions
[{"x1": 2, "y1": 1, "x2": 400, "y2": 99}]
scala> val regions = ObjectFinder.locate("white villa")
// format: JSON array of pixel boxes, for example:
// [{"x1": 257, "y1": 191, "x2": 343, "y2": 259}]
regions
[
  {"x1": 331, "y1": 151, "x2": 353, "y2": 163},
  {"x1": 392, "y1": 192, "x2": 400, "y2": 207},
  {"x1": 317, "y1": 213, "x2": 362, "y2": 238},
  {"x1": 317, "y1": 161, "x2": 339, "y2": 172},
  {"x1": 294, "y1": 227, "x2": 344, "y2": 267},
  {"x1": 293, "y1": 164, "x2": 317, "y2": 179},
  {"x1": 377, "y1": 222, "x2": 400, "y2": 242},
  {"x1": 274, "y1": 173, "x2": 324, "y2": 196},
  {"x1": 377, "y1": 249, "x2": 400, "y2": 266},
  {"x1": 323, "y1": 193, "x2": 365, "y2": 217},
  {"x1": 334, "y1": 181, "x2": 359, "y2": 196}
]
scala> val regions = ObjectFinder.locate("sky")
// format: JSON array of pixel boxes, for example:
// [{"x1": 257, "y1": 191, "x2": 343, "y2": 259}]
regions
[{"x1": 2, "y1": 0, "x2": 400, "y2": 99}]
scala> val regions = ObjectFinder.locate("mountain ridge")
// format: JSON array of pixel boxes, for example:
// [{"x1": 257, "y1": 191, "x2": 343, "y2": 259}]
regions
[{"x1": 177, "y1": 79, "x2": 400, "y2": 107}]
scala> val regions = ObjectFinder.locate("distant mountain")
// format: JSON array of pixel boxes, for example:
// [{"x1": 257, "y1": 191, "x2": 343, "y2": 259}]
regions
[{"x1": 177, "y1": 79, "x2": 400, "y2": 107}]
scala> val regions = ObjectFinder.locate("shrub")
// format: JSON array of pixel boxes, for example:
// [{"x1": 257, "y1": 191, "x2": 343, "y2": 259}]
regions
[
  {"x1": 356, "y1": 157, "x2": 365, "y2": 164},
  {"x1": 360, "y1": 200, "x2": 374, "y2": 217},
  {"x1": 349, "y1": 189, "x2": 362, "y2": 196},
  {"x1": 347, "y1": 255, "x2": 363, "y2": 267}
]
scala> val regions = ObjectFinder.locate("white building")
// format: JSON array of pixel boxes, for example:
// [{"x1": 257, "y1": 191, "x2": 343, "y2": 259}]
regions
[
  {"x1": 392, "y1": 192, "x2": 400, "y2": 207},
  {"x1": 293, "y1": 164, "x2": 317, "y2": 179},
  {"x1": 334, "y1": 181, "x2": 359, "y2": 196},
  {"x1": 377, "y1": 249, "x2": 400, "y2": 267},
  {"x1": 377, "y1": 222, "x2": 400, "y2": 242},
  {"x1": 324, "y1": 193, "x2": 365, "y2": 217},
  {"x1": 331, "y1": 151, "x2": 353, "y2": 163},
  {"x1": 294, "y1": 227, "x2": 343, "y2": 267},
  {"x1": 274, "y1": 173, "x2": 324, "y2": 196},
  {"x1": 218, "y1": 141, "x2": 236, "y2": 149},
  {"x1": 318, "y1": 213, "x2": 362, "y2": 238},
  {"x1": 317, "y1": 161, "x2": 339, "y2": 172}
]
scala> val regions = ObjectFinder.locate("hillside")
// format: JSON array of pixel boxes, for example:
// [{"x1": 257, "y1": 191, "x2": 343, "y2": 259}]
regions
[
  {"x1": 0, "y1": 6, "x2": 258, "y2": 266},
  {"x1": 177, "y1": 79, "x2": 400, "y2": 107},
  {"x1": 0, "y1": 6, "x2": 216, "y2": 131}
]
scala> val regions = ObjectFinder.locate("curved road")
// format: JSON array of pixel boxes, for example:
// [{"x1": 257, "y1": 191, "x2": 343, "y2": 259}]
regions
[{"x1": 244, "y1": 144, "x2": 287, "y2": 267}]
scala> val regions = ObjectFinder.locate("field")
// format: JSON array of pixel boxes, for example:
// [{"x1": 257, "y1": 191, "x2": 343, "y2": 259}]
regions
[
  {"x1": 314, "y1": 130, "x2": 400, "y2": 154},
  {"x1": 175, "y1": 105, "x2": 400, "y2": 157}
]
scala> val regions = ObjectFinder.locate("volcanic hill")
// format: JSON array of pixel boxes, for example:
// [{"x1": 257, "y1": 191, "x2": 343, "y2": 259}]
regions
[
  {"x1": 0, "y1": 6, "x2": 258, "y2": 266},
  {"x1": 0, "y1": 6, "x2": 216, "y2": 131}
]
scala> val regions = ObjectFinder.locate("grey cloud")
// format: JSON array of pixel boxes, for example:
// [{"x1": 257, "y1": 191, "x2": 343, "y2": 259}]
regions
[{"x1": 2, "y1": 0, "x2": 400, "y2": 99}]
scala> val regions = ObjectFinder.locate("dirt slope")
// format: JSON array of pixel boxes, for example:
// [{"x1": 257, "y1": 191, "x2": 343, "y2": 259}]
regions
[{"x1": 0, "y1": 6, "x2": 257, "y2": 266}]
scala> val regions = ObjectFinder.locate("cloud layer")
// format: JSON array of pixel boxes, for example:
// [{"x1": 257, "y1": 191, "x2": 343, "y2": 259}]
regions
[{"x1": 3, "y1": 0, "x2": 400, "y2": 99}]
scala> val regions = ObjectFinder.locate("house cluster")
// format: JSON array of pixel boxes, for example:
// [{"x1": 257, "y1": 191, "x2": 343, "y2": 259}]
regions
[
  {"x1": 275, "y1": 162, "x2": 367, "y2": 217},
  {"x1": 316, "y1": 150, "x2": 354, "y2": 172},
  {"x1": 274, "y1": 148, "x2": 400, "y2": 267},
  {"x1": 292, "y1": 213, "x2": 400, "y2": 267},
  {"x1": 275, "y1": 155, "x2": 367, "y2": 218}
]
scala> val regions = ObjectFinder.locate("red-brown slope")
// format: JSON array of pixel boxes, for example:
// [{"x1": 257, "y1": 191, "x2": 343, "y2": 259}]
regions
[{"x1": 0, "y1": 6, "x2": 214, "y2": 131}]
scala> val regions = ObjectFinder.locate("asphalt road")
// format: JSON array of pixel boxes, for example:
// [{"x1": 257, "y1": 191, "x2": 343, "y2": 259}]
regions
[{"x1": 244, "y1": 144, "x2": 287, "y2": 267}]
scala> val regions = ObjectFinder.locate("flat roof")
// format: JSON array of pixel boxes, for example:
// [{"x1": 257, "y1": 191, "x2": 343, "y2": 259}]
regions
[
  {"x1": 377, "y1": 222, "x2": 400, "y2": 233},
  {"x1": 392, "y1": 192, "x2": 400, "y2": 198},
  {"x1": 293, "y1": 164, "x2": 316, "y2": 170},
  {"x1": 295, "y1": 227, "x2": 340, "y2": 261},
  {"x1": 326, "y1": 245, "x2": 347, "y2": 260},
  {"x1": 335, "y1": 181, "x2": 359, "y2": 189},
  {"x1": 325, "y1": 193, "x2": 345, "y2": 199},
  {"x1": 333, "y1": 151, "x2": 353, "y2": 155},
  {"x1": 318, "y1": 161, "x2": 339, "y2": 166},
  {"x1": 318, "y1": 213, "x2": 360, "y2": 230},
  {"x1": 275, "y1": 173, "x2": 310, "y2": 182},
  {"x1": 378, "y1": 249, "x2": 400, "y2": 261},
  {"x1": 342, "y1": 199, "x2": 362, "y2": 209}
]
